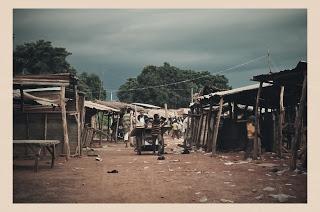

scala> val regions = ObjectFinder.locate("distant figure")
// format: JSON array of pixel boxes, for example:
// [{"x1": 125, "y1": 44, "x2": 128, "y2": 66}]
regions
[
  {"x1": 244, "y1": 115, "x2": 256, "y2": 159},
  {"x1": 122, "y1": 108, "x2": 132, "y2": 148},
  {"x1": 151, "y1": 114, "x2": 164, "y2": 155},
  {"x1": 171, "y1": 120, "x2": 180, "y2": 139}
]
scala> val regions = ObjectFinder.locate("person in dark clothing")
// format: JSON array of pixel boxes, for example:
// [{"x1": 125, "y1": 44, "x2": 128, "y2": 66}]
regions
[{"x1": 151, "y1": 114, "x2": 165, "y2": 155}]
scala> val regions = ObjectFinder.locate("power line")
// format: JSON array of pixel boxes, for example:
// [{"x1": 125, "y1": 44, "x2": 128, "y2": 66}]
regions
[{"x1": 105, "y1": 54, "x2": 267, "y2": 92}]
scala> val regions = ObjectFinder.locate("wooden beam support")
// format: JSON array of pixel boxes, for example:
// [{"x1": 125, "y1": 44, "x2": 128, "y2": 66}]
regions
[
  {"x1": 205, "y1": 103, "x2": 213, "y2": 152},
  {"x1": 253, "y1": 82, "x2": 263, "y2": 159},
  {"x1": 291, "y1": 73, "x2": 307, "y2": 170},
  {"x1": 211, "y1": 97, "x2": 224, "y2": 156},
  {"x1": 278, "y1": 86, "x2": 285, "y2": 158},
  {"x1": 60, "y1": 86, "x2": 70, "y2": 160}
]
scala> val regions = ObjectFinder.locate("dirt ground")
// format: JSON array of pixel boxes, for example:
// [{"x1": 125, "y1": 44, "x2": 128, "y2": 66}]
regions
[{"x1": 13, "y1": 135, "x2": 307, "y2": 203}]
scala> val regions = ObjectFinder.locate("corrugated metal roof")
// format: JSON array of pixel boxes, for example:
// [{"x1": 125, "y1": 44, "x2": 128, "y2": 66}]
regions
[
  {"x1": 131, "y1": 102, "x2": 161, "y2": 109},
  {"x1": 198, "y1": 83, "x2": 272, "y2": 100},
  {"x1": 84, "y1": 101, "x2": 120, "y2": 112}
]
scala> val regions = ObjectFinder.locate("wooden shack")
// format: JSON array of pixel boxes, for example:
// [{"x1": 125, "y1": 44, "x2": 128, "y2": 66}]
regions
[
  {"x1": 188, "y1": 61, "x2": 307, "y2": 167},
  {"x1": 13, "y1": 73, "x2": 84, "y2": 159},
  {"x1": 252, "y1": 61, "x2": 307, "y2": 169}
]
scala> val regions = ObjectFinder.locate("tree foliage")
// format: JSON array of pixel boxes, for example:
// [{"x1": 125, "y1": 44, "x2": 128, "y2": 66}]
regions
[
  {"x1": 13, "y1": 40, "x2": 76, "y2": 75},
  {"x1": 117, "y1": 62, "x2": 231, "y2": 108},
  {"x1": 13, "y1": 40, "x2": 106, "y2": 100},
  {"x1": 78, "y1": 72, "x2": 107, "y2": 100}
]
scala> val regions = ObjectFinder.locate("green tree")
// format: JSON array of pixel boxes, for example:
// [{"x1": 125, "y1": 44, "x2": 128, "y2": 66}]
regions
[
  {"x1": 78, "y1": 72, "x2": 107, "y2": 100},
  {"x1": 13, "y1": 40, "x2": 76, "y2": 75},
  {"x1": 117, "y1": 62, "x2": 231, "y2": 108}
]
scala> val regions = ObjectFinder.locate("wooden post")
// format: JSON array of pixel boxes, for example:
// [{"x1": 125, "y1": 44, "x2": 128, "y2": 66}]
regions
[
  {"x1": 79, "y1": 95, "x2": 85, "y2": 156},
  {"x1": 75, "y1": 85, "x2": 81, "y2": 156},
  {"x1": 205, "y1": 103, "x2": 213, "y2": 152},
  {"x1": 44, "y1": 113, "x2": 48, "y2": 140},
  {"x1": 115, "y1": 114, "x2": 120, "y2": 143},
  {"x1": 291, "y1": 73, "x2": 307, "y2": 170},
  {"x1": 196, "y1": 106, "x2": 204, "y2": 149},
  {"x1": 212, "y1": 97, "x2": 223, "y2": 156},
  {"x1": 202, "y1": 112, "x2": 209, "y2": 147},
  {"x1": 19, "y1": 88, "x2": 24, "y2": 112},
  {"x1": 253, "y1": 82, "x2": 263, "y2": 159},
  {"x1": 278, "y1": 86, "x2": 285, "y2": 158},
  {"x1": 60, "y1": 86, "x2": 70, "y2": 160}
]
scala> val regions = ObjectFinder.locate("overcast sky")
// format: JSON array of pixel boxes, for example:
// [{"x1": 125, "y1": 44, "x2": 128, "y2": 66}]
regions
[{"x1": 13, "y1": 9, "x2": 307, "y2": 99}]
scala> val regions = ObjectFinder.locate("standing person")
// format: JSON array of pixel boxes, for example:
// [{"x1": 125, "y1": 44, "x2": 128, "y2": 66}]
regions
[
  {"x1": 244, "y1": 115, "x2": 256, "y2": 159},
  {"x1": 171, "y1": 120, "x2": 180, "y2": 139},
  {"x1": 122, "y1": 108, "x2": 132, "y2": 148},
  {"x1": 151, "y1": 114, "x2": 164, "y2": 155}
]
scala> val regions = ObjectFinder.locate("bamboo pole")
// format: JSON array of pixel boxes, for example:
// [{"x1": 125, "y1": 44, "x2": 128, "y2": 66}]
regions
[
  {"x1": 75, "y1": 85, "x2": 81, "y2": 155},
  {"x1": 60, "y1": 86, "x2": 70, "y2": 160},
  {"x1": 212, "y1": 97, "x2": 224, "y2": 156},
  {"x1": 278, "y1": 86, "x2": 285, "y2": 158},
  {"x1": 253, "y1": 82, "x2": 263, "y2": 159},
  {"x1": 291, "y1": 73, "x2": 307, "y2": 170}
]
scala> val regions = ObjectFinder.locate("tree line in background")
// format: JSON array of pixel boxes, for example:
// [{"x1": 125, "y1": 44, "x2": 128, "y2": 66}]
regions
[
  {"x1": 13, "y1": 40, "x2": 106, "y2": 100},
  {"x1": 13, "y1": 40, "x2": 231, "y2": 107},
  {"x1": 117, "y1": 62, "x2": 231, "y2": 108}
]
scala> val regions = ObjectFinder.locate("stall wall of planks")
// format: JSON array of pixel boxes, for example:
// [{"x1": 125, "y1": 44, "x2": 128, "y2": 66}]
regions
[
  {"x1": 186, "y1": 61, "x2": 307, "y2": 170},
  {"x1": 13, "y1": 73, "x2": 85, "y2": 159}
]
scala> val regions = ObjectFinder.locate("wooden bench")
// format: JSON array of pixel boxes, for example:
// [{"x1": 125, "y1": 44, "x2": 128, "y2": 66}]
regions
[{"x1": 13, "y1": 140, "x2": 60, "y2": 172}]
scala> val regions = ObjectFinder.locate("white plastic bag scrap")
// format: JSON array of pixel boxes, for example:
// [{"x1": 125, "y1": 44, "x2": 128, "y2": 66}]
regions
[
  {"x1": 220, "y1": 199, "x2": 234, "y2": 203},
  {"x1": 269, "y1": 193, "x2": 296, "y2": 203},
  {"x1": 263, "y1": 186, "x2": 275, "y2": 192}
]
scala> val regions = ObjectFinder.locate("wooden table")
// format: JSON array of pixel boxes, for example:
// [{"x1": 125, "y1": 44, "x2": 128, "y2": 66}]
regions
[{"x1": 13, "y1": 140, "x2": 60, "y2": 172}]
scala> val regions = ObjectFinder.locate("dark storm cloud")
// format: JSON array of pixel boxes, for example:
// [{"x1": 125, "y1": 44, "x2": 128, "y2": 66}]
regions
[{"x1": 13, "y1": 9, "x2": 307, "y2": 96}]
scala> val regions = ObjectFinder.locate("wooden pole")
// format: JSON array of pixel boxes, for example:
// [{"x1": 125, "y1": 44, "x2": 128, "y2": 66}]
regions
[
  {"x1": 278, "y1": 86, "x2": 285, "y2": 158},
  {"x1": 202, "y1": 112, "x2": 209, "y2": 148},
  {"x1": 75, "y1": 85, "x2": 81, "y2": 156},
  {"x1": 196, "y1": 106, "x2": 204, "y2": 149},
  {"x1": 291, "y1": 73, "x2": 307, "y2": 170},
  {"x1": 205, "y1": 103, "x2": 213, "y2": 152},
  {"x1": 253, "y1": 82, "x2": 263, "y2": 159},
  {"x1": 212, "y1": 97, "x2": 224, "y2": 156},
  {"x1": 19, "y1": 88, "x2": 24, "y2": 112},
  {"x1": 60, "y1": 86, "x2": 70, "y2": 160},
  {"x1": 115, "y1": 115, "x2": 120, "y2": 143},
  {"x1": 44, "y1": 113, "x2": 48, "y2": 140}
]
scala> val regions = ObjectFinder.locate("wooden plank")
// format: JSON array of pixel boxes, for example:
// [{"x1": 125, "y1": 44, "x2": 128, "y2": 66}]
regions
[
  {"x1": 253, "y1": 82, "x2": 263, "y2": 159},
  {"x1": 60, "y1": 86, "x2": 70, "y2": 160},
  {"x1": 13, "y1": 140, "x2": 60, "y2": 145},
  {"x1": 278, "y1": 86, "x2": 285, "y2": 157},
  {"x1": 291, "y1": 73, "x2": 307, "y2": 170},
  {"x1": 211, "y1": 97, "x2": 224, "y2": 156}
]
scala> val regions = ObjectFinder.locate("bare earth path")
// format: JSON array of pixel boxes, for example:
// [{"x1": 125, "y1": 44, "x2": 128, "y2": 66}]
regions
[{"x1": 13, "y1": 136, "x2": 307, "y2": 203}]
